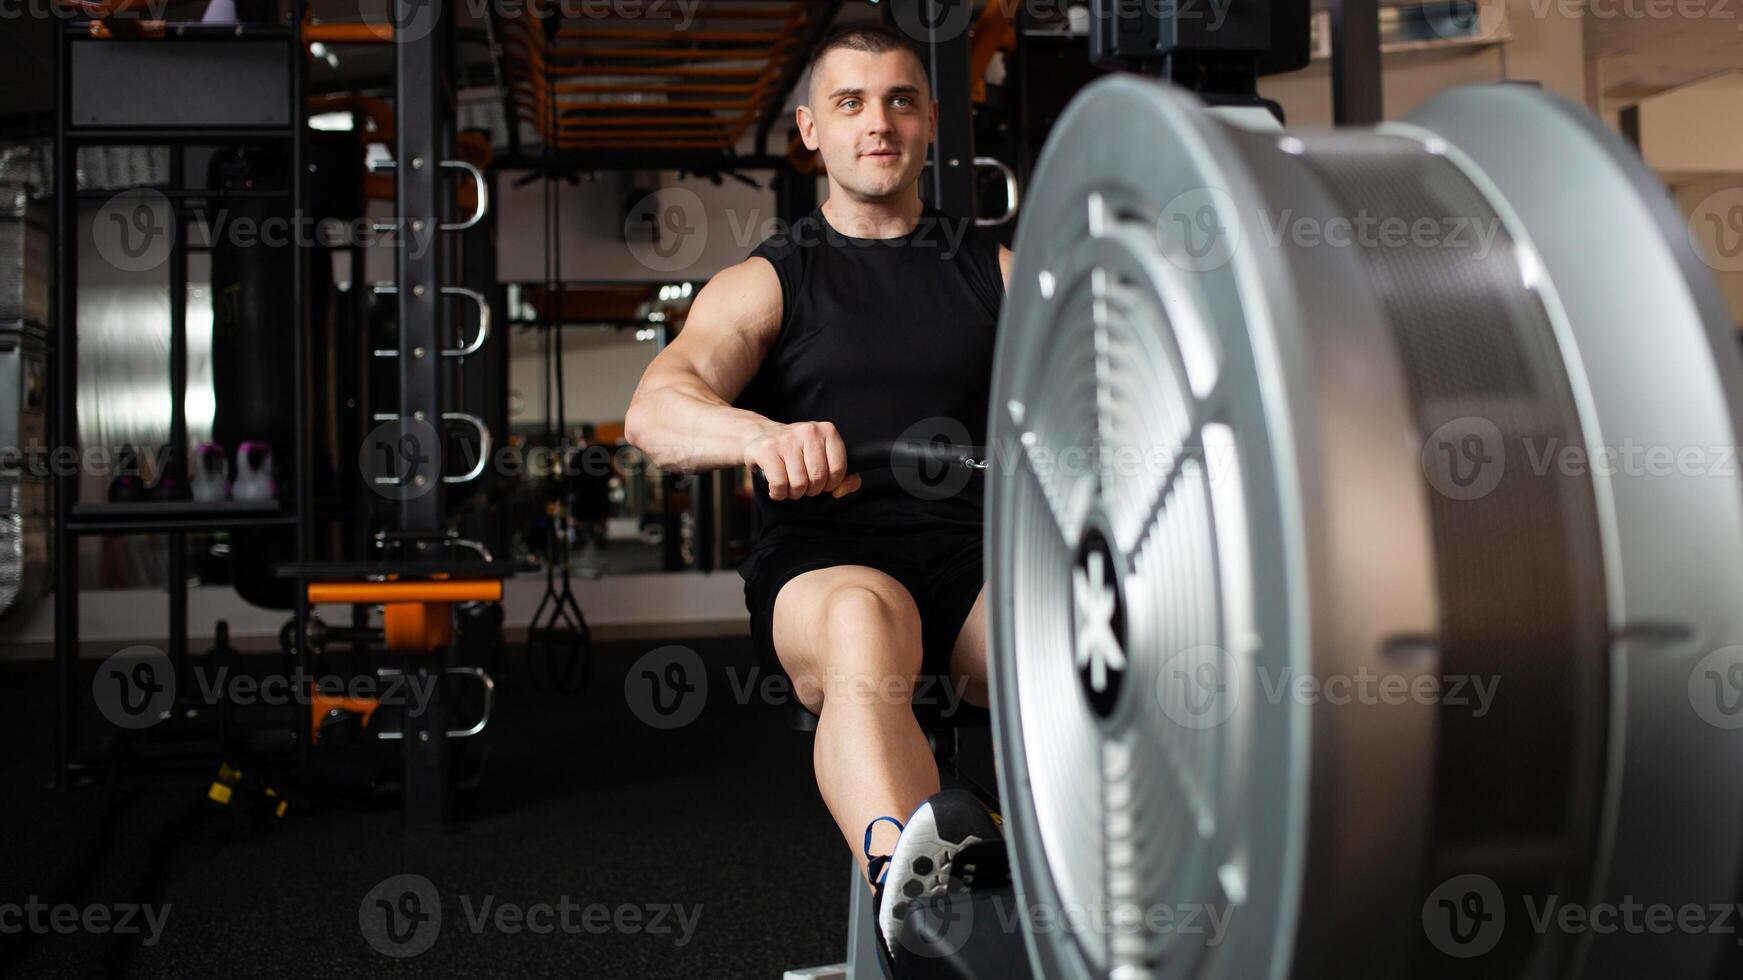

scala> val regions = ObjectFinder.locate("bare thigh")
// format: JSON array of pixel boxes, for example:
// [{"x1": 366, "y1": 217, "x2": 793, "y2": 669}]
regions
[
  {"x1": 947, "y1": 585, "x2": 990, "y2": 707},
  {"x1": 770, "y1": 565, "x2": 925, "y2": 715}
]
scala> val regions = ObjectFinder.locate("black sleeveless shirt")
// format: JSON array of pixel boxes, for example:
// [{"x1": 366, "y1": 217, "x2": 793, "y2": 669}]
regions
[{"x1": 733, "y1": 206, "x2": 1004, "y2": 550}]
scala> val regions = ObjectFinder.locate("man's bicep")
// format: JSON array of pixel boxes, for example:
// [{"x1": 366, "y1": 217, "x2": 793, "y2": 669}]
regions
[{"x1": 647, "y1": 257, "x2": 782, "y2": 405}]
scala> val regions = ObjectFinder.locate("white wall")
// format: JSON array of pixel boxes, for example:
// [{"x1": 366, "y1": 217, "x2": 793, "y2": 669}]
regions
[
  {"x1": 1261, "y1": 0, "x2": 1589, "y2": 124},
  {"x1": 508, "y1": 335, "x2": 656, "y2": 430},
  {"x1": 0, "y1": 571, "x2": 750, "y2": 661},
  {"x1": 494, "y1": 165, "x2": 784, "y2": 284},
  {"x1": 1642, "y1": 72, "x2": 1743, "y2": 174}
]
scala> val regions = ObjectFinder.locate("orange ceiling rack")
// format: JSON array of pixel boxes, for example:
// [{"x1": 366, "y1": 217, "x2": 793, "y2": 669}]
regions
[{"x1": 498, "y1": 0, "x2": 842, "y2": 156}]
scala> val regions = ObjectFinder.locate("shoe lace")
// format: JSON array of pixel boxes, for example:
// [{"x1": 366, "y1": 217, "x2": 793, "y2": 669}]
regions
[{"x1": 863, "y1": 815, "x2": 905, "y2": 887}]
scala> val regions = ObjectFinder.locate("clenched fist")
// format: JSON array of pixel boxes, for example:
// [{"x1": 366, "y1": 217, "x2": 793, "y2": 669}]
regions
[{"x1": 741, "y1": 420, "x2": 863, "y2": 501}]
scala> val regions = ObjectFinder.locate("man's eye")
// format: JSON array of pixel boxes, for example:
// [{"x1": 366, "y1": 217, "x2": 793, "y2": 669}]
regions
[
  {"x1": 840, "y1": 99, "x2": 860, "y2": 111},
  {"x1": 892, "y1": 97, "x2": 912, "y2": 108}
]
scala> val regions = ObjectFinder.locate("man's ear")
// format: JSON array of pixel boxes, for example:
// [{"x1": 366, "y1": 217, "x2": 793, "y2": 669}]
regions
[
  {"x1": 796, "y1": 104, "x2": 819, "y2": 151},
  {"x1": 929, "y1": 99, "x2": 939, "y2": 144}
]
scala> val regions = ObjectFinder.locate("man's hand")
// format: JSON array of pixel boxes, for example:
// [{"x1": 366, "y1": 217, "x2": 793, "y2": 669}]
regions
[{"x1": 742, "y1": 421, "x2": 863, "y2": 500}]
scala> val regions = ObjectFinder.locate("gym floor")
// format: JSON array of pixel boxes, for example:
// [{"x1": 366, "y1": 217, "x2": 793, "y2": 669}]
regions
[{"x1": 0, "y1": 637, "x2": 847, "y2": 979}]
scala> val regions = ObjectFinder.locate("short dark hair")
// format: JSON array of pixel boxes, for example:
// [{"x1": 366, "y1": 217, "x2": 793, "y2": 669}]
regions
[{"x1": 805, "y1": 23, "x2": 928, "y2": 103}]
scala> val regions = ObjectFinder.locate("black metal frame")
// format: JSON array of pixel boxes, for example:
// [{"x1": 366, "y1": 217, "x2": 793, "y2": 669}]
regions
[
  {"x1": 1330, "y1": 0, "x2": 1383, "y2": 124},
  {"x1": 50, "y1": 6, "x2": 311, "y2": 790},
  {"x1": 753, "y1": 0, "x2": 844, "y2": 156},
  {"x1": 887, "y1": 0, "x2": 977, "y2": 221},
  {"x1": 392, "y1": 0, "x2": 453, "y2": 834}
]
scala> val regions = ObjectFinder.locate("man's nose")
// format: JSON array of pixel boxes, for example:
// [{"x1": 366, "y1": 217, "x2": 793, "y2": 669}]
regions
[{"x1": 862, "y1": 102, "x2": 895, "y2": 136}]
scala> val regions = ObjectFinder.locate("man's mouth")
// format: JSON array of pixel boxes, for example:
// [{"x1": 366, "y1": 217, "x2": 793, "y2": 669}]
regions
[{"x1": 861, "y1": 149, "x2": 900, "y2": 159}]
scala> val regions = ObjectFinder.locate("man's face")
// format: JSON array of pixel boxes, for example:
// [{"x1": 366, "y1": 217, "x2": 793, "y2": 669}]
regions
[{"x1": 798, "y1": 47, "x2": 936, "y2": 204}]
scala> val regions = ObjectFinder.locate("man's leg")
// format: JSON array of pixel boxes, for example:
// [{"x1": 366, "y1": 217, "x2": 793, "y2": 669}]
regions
[
  {"x1": 772, "y1": 565, "x2": 939, "y2": 880},
  {"x1": 947, "y1": 585, "x2": 989, "y2": 708}
]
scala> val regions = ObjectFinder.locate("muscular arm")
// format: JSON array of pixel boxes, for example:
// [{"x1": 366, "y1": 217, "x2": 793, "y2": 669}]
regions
[{"x1": 623, "y1": 257, "x2": 782, "y2": 474}]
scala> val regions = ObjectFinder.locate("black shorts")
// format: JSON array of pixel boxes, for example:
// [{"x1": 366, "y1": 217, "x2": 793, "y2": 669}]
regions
[{"x1": 739, "y1": 526, "x2": 985, "y2": 684}]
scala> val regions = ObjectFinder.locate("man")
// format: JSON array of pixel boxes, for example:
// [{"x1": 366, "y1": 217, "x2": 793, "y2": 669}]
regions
[{"x1": 624, "y1": 23, "x2": 1013, "y2": 955}]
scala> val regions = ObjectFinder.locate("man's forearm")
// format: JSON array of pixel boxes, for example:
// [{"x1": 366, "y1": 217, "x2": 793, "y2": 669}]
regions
[{"x1": 625, "y1": 383, "x2": 776, "y2": 474}]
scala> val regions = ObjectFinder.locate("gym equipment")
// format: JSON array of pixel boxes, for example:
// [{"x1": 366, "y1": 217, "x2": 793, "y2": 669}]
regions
[
  {"x1": 0, "y1": 183, "x2": 49, "y2": 326},
  {"x1": 208, "y1": 147, "x2": 295, "y2": 467},
  {"x1": 106, "y1": 445, "x2": 144, "y2": 502},
  {"x1": 988, "y1": 75, "x2": 1743, "y2": 979},
  {"x1": 190, "y1": 442, "x2": 229, "y2": 502},
  {"x1": 520, "y1": 163, "x2": 594, "y2": 693},
  {"x1": 231, "y1": 440, "x2": 276, "y2": 502},
  {"x1": 0, "y1": 318, "x2": 47, "y2": 619}
]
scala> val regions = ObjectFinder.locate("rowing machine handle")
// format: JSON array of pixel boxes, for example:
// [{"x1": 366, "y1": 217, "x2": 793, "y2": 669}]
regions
[{"x1": 846, "y1": 440, "x2": 988, "y2": 472}]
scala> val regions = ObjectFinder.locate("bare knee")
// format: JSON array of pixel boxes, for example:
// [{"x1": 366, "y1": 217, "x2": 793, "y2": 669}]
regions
[
  {"x1": 821, "y1": 581, "x2": 920, "y2": 655},
  {"x1": 773, "y1": 570, "x2": 924, "y2": 713}
]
